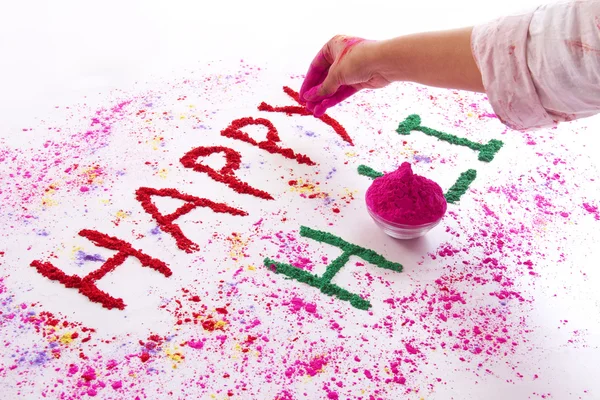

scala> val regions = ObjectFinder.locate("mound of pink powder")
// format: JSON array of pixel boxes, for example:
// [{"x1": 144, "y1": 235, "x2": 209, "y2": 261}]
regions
[{"x1": 366, "y1": 162, "x2": 447, "y2": 225}]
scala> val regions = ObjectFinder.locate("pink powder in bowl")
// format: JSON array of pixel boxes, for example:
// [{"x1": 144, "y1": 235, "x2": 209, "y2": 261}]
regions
[{"x1": 365, "y1": 162, "x2": 446, "y2": 225}]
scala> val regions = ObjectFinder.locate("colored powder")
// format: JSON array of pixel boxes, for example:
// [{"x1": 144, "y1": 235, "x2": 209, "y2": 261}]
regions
[
  {"x1": 30, "y1": 229, "x2": 171, "y2": 310},
  {"x1": 304, "y1": 303, "x2": 317, "y2": 313},
  {"x1": 81, "y1": 366, "x2": 97, "y2": 381},
  {"x1": 264, "y1": 226, "x2": 402, "y2": 310},
  {"x1": 257, "y1": 86, "x2": 354, "y2": 145},
  {"x1": 396, "y1": 114, "x2": 503, "y2": 162},
  {"x1": 366, "y1": 162, "x2": 447, "y2": 225},
  {"x1": 305, "y1": 357, "x2": 327, "y2": 376},
  {"x1": 221, "y1": 117, "x2": 315, "y2": 165},
  {"x1": 357, "y1": 164, "x2": 383, "y2": 179},
  {"x1": 187, "y1": 340, "x2": 204, "y2": 349},
  {"x1": 359, "y1": 165, "x2": 477, "y2": 205},
  {"x1": 180, "y1": 146, "x2": 273, "y2": 200},
  {"x1": 444, "y1": 169, "x2": 477, "y2": 204},
  {"x1": 583, "y1": 202, "x2": 600, "y2": 220},
  {"x1": 404, "y1": 343, "x2": 419, "y2": 354},
  {"x1": 136, "y1": 187, "x2": 247, "y2": 253}
]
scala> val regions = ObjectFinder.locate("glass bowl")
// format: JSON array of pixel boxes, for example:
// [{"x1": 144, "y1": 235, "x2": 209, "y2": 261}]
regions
[{"x1": 366, "y1": 204, "x2": 442, "y2": 240}]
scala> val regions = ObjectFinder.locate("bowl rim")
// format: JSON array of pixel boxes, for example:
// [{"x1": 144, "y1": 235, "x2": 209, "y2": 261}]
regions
[{"x1": 366, "y1": 203, "x2": 443, "y2": 228}]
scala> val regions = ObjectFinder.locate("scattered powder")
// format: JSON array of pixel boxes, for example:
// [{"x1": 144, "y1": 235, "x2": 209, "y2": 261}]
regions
[
  {"x1": 187, "y1": 340, "x2": 204, "y2": 350},
  {"x1": 583, "y1": 202, "x2": 600, "y2": 220},
  {"x1": 366, "y1": 162, "x2": 447, "y2": 225}
]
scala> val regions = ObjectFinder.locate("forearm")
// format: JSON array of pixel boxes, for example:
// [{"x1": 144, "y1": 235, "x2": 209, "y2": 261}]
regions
[{"x1": 374, "y1": 27, "x2": 484, "y2": 93}]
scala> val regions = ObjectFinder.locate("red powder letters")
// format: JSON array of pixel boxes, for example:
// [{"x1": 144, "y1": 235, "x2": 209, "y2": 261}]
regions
[
  {"x1": 258, "y1": 86, "x2": 354, "y2": 145},
  {"x1": 221, "y1": 117, "x2": 315, "y2": 166},
  {"x1": 180, "y1": 146, "x2": 273, "y2": 200},
  {"x1": 30, "y1": 229, "x2": 171, "y2": 310},
  {"x1": 136, "y1": 187, "x2": 248, "y2": 253}
]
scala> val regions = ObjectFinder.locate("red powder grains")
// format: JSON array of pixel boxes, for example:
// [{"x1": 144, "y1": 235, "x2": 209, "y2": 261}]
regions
[
  {"x1": 136, "y1": 187, "x2": 247, "y2": 253},
  {"x1": 366, "y1": 162, "x2": 447, "y2": 225},
  {"x1": 180, "y1": 146, "x2": 273, "y2": 200},
  {"x1": 30, "y1": 229, "x2": 171, "y2": 310},
  {"x1": 258, "y1": 86, "x2": 354, "y2": 145},
  {"x1": 221, "y1": 117, "x2": 315, "y2": 165}
]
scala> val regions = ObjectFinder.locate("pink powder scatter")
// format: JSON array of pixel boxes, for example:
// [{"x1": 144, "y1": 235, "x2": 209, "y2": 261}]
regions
[
  {"x1": 583, "y1": 202, "x2": 600, "y2": 220},
  {"x1": 284, "y1": 367, "x2": 295, "y2": 378},
  {"x1": 290, "y1": 297, "x2": 304, "y2": 312},
  {"x1": 79, "y1": 186, "x2": 89, "y2": 193},
  {"x1": 187, "y1": 339, "x2": 204, "y2": 349},
  {"x1": 301, "y1": 357, "x2": 327, "y2": 376},
  {"x1": 216, "y1": 335, "x2": 227, "y2": 345},
  {"x1": 304, "y1": 303, "x2": 317, "y2": 313},
  {"x1": 404, "y1": 343, "x2": 419, "y2": 354},
  {"x1": 68, "y1": 364, "x2": 79, "y2": 375},
  {"x1": 111, "y1": 381, "x2": 122, "y2": 390},
  {"x1": 81, "y1": 366, "x2": 97, "y2": 381},
  {"x1": 366, "y1": 162, "x2": 447, "y2": 225},
  {"x1": 275, "y1": 390, "x2": 294, "y2": 400}
]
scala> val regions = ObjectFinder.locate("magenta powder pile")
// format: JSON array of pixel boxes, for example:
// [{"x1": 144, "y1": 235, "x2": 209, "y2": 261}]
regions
[{"x1": 366, "y1": 162, "x2": 447, "y2": 225}]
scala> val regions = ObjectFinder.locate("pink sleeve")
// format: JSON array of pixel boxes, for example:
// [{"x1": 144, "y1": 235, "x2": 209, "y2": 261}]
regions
[{"x1": 471, "y1": 0, "x2": 600, "y2": 130}]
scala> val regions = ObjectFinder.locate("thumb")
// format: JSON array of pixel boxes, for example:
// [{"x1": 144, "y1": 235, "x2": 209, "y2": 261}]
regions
[{"x1": 304, "y1": 69, "x2": 341, "y2": 101}]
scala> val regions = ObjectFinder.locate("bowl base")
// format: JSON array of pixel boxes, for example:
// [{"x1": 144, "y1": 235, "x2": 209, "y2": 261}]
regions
[{"x1": 381, "y1": 227, "x2": 428, "y2": 240}]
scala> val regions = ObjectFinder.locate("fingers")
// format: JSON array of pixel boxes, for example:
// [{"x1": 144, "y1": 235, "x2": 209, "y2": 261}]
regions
[
  {"x1": 313, "y1": 86, "x2": 358, "y2": 117},
  {"x1": 299, "y1": 46, "x2": 333, "y2": 104},
  {"x1": 303, "y1": 68, "x2": 342, "y2": 102},
  {"x1": 306, "y1": 101, "x2": 317, "y2": 113}
]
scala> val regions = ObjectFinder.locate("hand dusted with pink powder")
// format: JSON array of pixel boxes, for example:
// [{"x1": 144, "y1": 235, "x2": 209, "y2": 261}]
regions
[{"x1": 299, "y1": 35, "x2": 392, "y2": 117}]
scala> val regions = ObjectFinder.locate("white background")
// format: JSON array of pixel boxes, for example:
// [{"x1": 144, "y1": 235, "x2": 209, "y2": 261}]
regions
[{"x1": 0, "y1": 0, "x2": 542, "y2": 131}]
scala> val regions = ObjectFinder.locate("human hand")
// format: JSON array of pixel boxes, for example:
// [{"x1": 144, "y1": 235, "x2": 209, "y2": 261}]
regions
[{"x1": 299, "y1": 35, "x2": 391, "y2": 117}]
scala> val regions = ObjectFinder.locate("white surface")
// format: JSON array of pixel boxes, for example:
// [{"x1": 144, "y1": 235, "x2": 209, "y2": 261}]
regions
[{"x1": 2, "y1": 1, "x2": 600, "y2": 399}]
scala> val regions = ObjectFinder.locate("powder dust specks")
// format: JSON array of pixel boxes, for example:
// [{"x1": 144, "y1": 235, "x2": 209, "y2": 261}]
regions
[
  {"x1": 74, "y1": 251, "x2": 105, "y2": 267},
  {"x1": 288, "y1": 177, "x2": 328, "y2": 199},
  {"x1": 582, "y1": 202, "x2": 600, "y2": 220}
]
